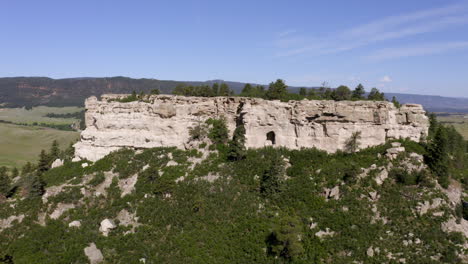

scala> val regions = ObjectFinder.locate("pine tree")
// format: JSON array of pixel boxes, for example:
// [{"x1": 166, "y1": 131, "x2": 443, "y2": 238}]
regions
[
  {"x1": 333, "y1": 85, "x2": 352, "y2": 101},
  {"x1": 21, "y1": 162, "x2": 33, "y2": 175},
  {"x1": 345, "y1": 131, "x2": 361, "y2": 153},
  {"x1": 38, "y1": 150, "x2": 50, "y2": 173},
  {"x1": 260, "y1": 152, "x2": 285, "y2": 197},
  {"x1": 426, "y1": 127, "x2": 450, "y2": 188},
  {"x1": 11, "y1": 168, "x2": 19, "y2": 178},
  {"x1": 367, "y1": 88, "x2": 385, "y2": 101},
  {"x1": 150, "y1": 89, "x2": 160, "y2": 95},
  {"x1": 352, "y1": 83, "x2": 366, "y2": 100},
  {"x1": 392, "y1": 96, "x2": 401, "y2": 108},
  {"x1": 241, "y1": 84, "x2": 253, "y2": 97},
  {"x1": 299, "y1": 87, "x2": 307, "y2": 97},
  {"x1": 64, "y1": 142, "x2": 75, "y2": 160},
  {"x1": 268, "y1": 215, "x2": 305, "y2": 261},
  {"x1": 24, "y1": 173, "x2": 45, "y2": 198},
  {"x1": 228, "y1": 125, "x2": 246, "y2": 161},
  {"x1": 0, "y1": 167, "x2": 10, "y2": 198},
  {"x1": 211, "y1": 83, "x2": 219, "y2": 96},
  {"x1": 428, "y1": 113, "x2": 438, "y2": 139},
  {"x1": 49, "y1": 140, "x2": 60, "y2": 162},
  {"x1": 266, "y1": 79, "x2": 288, "y2": 100},
  {"x1": 218, "y1": 83, "x2": 232, "y2": 96}
]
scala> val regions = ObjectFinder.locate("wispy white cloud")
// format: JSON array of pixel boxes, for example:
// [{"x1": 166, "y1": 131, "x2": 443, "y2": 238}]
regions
[
  {"x1": 380, "y1": 75, "x2": 392, "y2": 82},
  {"x1": 277, "y1": 29, "x2": 297, "y2": 38},
  {"x1": 274, "y1": 2, "x2": 468, "y2": 58},
  {"x1": 366, "y1": 41, "x2": 468, "y2": 61}
]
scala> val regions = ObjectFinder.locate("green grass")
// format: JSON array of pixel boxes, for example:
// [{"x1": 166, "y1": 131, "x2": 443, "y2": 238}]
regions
[
  {"x1": 437, "y1": 114, "x2": 468, "y2": 139},
  {"x1": 0, "y1": 123, "x2": 79, "y2": 168},
  {"x1": 0, "y1": 106, "x2": 83, "y2": 125}
]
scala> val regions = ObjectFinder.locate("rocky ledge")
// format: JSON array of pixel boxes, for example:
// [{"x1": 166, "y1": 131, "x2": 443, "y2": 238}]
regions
[{"x1": 74, "y1": 95, "x2": 429, "y2": 161}]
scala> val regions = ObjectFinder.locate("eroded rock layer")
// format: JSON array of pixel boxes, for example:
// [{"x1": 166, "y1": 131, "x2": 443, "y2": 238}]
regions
[{"x1": 74, "y1": 94, "x2": 429, "y2": 161}]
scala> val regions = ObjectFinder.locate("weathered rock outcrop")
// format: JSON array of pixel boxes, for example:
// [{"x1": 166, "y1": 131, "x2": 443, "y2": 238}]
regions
[{"x1": 75, "y1": 95, "x2": 429, "y2": 161}]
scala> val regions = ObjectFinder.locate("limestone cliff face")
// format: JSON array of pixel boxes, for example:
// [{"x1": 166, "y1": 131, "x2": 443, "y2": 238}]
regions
[{"x1": 74, "y1": 94, "x2": 429, "y2": 161}]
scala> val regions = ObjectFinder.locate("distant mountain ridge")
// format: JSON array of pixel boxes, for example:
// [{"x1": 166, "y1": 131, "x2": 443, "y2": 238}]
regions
[{"x1": 0, "y1": 76, "x2": 467, "y2": 113}]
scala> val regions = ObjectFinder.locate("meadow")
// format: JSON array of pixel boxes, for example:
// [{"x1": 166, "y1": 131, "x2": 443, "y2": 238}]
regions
[
  {"x1": 0, "y1": 123, "x2": 79, "y2": 168},
  {"x1": 437, "y1": 113, "x2": 468, "y2": 139},
  {"x1": 0, "y1": 106, "x2": 83, "y2": 125}
]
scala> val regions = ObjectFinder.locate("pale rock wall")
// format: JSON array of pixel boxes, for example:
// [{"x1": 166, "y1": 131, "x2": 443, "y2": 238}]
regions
[{"x1": 74, "y1": 94, "x2": 429, "y2": 161}]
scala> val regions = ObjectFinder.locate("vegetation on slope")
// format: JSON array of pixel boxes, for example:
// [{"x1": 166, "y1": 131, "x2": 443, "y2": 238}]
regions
[{"x1": 0, "y1": 117, "x2": 466, "y2": 263}]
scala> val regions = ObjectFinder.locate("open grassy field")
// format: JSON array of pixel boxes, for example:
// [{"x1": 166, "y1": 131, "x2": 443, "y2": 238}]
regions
[
  {"x1": 0, "y1": 123, "x2": 80, "y2": 168},
  {"x1": 437, "y1": 114, "x2": 468, "y2": 139},
  {"x1": 0, "y1": 106, "x2": 83, "y2": 125}
]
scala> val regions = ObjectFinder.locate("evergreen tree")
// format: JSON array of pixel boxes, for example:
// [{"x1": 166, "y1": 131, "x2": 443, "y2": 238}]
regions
[
  {"x1": 211, "y1": 83, "x2": 219, "y2": 96},
  {"x1": 352, "y1": 84, "x2": 366, "y2": 100},
  {"x1": 0, "y1": 167, "x2": 10, "y2": 198},
  {"x1": 150, "y1": 88, "x2": 160, "y2": 95},
  {"x1": 49, "y1": 140, "x2": 60, "y2": 162},
  {"x1": 268, "y1": 215, "x2": 305, "y2": 261},
  {"x1": 426, "y1": 127, "x2": 450, "y2": 188},
  {"x1": 333, "y1": 85, "x2": 352, "y2": 101},
  {"x1": 227, "y1": 125, "x2": 246, "y2": 161},
  {"x1": 64, "y1": 142, "x2": 75, "y2": 160},
  {"x1": 299, "y1": 87, "x2": 307, "y2": 97},
  {"x1": 323, "y1": 88, "x2": 333, "y2": 100},
  {"x1": 260, "y1": 152, "x2": 285, "y2": 197},
  {"x1": 218, "y1": 83, "x2": 232, "y2": 96},
  {"x1": 38, "y1": 150, "x2": 50, "y2": 173},
  {"x1": 24, "y1": 173, "x2": 45, "y2": 198},
  {"x1": 206, "y1": 118, "x2": 229, "y2": 145},
  {"x1": 21, "y1": 162, "x2": 33, "y2": 176},
  {"x1": 392, "y1": 96, "x2": 401, "y2": 108},
  {"x1": 240, "y1": 84, "x2": 253, "y2": 97},
  {"x1": 307, "y1": 88, "x2": 317, "y2": 99},
  {"x1": 428, "y1": 113, "x2": 438, "y2": 139},
  {"x1": 367, "y1": 88, "x2": 385, "y2": 101},
  {"x1": 173, "y1": 84, "x2": 184, "y2": 95},
  {"x1": 11, "y1": 168, "x2": 19, "y2": 178},
  {"x1": 266, "y1": 79, "x2": 288, "y2": 100},
  {"x1": 345, "y1": 131, "x2": 361, "y2": 153}
]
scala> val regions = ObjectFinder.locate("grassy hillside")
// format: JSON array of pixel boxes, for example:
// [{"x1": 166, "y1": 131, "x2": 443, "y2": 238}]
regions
[
  {"x1": 438, "y1": 114, "x2": 468, "y2": 139},
  {"x1": 0, "y1": 123, "x2": 79, "y2": 168},
  {"x1": 0, "y1": 106, "x2": 83, "y2": 125}
]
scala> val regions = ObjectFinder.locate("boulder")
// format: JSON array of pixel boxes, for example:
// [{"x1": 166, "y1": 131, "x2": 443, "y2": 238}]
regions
[
  {"x1": 99, "y1": 219, "x2": 116, "y2": 236},
  {"x1": 84, "y1": 243, "x2": 104, "y2": 264},
  {"x1": 51, "y1": 159, "x2": 64, "y2": 168},
  {"x1": 69, "y1": 220, "x2": 81, "y2": 228}
]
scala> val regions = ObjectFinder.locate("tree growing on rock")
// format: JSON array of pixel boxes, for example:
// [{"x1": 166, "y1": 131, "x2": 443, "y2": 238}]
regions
[
  {"x1": 345, "y1": 131, "x2": 362, "y2": 153},
  {"x1": 206, "y1": 118, "x2": 229, "y2": 145},
  {"x1": 227, "y1": 125, "x2": 246, "y2": 161}
]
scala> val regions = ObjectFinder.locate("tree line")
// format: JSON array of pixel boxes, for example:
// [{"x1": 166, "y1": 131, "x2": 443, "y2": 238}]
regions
[{"x1": 169, "y1": 79, "x2": 398, "y2": 105}]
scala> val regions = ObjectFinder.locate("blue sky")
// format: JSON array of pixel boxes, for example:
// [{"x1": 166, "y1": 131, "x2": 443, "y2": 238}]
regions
[{"x1": 1, "y1": 0, "x2": 468, "y2": 97}]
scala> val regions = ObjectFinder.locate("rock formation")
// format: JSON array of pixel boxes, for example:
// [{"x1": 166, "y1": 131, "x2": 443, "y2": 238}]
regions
[{"x1": 74, "y1": 95, "x2": 429, "y2": 161}]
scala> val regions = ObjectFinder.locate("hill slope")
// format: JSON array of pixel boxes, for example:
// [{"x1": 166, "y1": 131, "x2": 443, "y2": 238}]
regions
[
  {"x1": 1, "y1": 77, "x2": 467, "y2": 112},
  {"x1": 1, "y1": 137, "x2": 467, "y2": 263}
]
